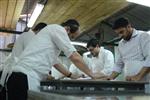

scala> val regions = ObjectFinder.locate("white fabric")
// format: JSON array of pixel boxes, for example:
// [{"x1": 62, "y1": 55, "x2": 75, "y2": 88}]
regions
[
  {"x1": 12, "y1": 24, "x2": 76, "y2": 91},
  {"x1": 69, "y1": 48, "x2": 114, "y2": 76},
  {"x1": 91, "y1": 47, "x2": 114, "y2": 75},
  {"x1": 12, "y1": 30, "x2": 35, "y2": 60},
  {"x1": 69, "y1": 52, "x2": 92, "y2": 77},
  {"x1": 113, "y1": 29, "x2": 150, "y2": 81},
  {"x1": 51, "y1": 64, "x2": 68, "y2": 79},
  {"x1": 0, "y1": 30, "x2": 35, "y2": 87}
]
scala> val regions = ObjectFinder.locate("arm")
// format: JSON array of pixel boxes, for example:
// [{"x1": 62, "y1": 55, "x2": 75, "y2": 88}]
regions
[
  {"x1": 101, "y1": 51, "x2": 114, "y2": 76},
  {"x1": 126, "y1": 67, "x2": 150, "y2": 81},
  {"x1": 126, "y1": 33, "x2": 150, "y2": 81},
  {"x1": 51, "y1": 26, "x2": 94, "y2": 79},
  {"x1": 107, "y1": 71, "x2": 120, "y2": 80},
  {"x1": 53, "y1": 63, "x2": 80, "y2": 79},
  {"x1": 69, "y1": 52, "x2": 94, "y2": 79},
  {"x1": 108, "y1": 47, "x2": 124, "y2": 80}
]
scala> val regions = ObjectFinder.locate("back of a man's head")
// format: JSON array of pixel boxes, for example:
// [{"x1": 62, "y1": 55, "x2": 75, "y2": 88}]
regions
[
  {"x1": 112, "y1": 17, "x2": 130, "y2": 30},
  {"x1": 61, "y1": 19, "x2": 80, "y2": 33},
  {"x1": 87, "y1": 38, "x2": 100, "y2": 48},
  {"x1": 33, "y1": 22, "x2": 47, "y2": 32}
]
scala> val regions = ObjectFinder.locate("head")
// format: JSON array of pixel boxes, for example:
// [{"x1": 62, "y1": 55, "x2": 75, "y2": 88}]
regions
[
  {"x1": 61, "y1": 19, "x2": 80, "y2": 39},
  {"x1": 32, "y1": 22, "x2": 47, "y2": 34},
  {"x1": 112, "y1": 17, "x2": 133, "y2": 41},
  {"x1": 87, "y1": 39, "x2": 100, "y2": 57}
]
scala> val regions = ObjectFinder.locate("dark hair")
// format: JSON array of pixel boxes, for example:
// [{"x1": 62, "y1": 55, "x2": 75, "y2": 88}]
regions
[
  {"x1": 87, "y1": 38, "x2": 100, "y2": 48},
  {"x1": 33, "y1": 22, "x2": 47, "y2": 31},
  {"x1": 112, "y1": 17, "x2": 129, "y2": 30},
  {"x1": 61, "y1": 19, "x2": 80, "y2": 33}
]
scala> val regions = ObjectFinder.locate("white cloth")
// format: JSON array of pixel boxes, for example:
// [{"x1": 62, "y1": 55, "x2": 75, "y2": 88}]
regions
[
  {"x1": 51, "y1": 64, "x2": 68, "y2": 79},
  {"x1": 113, "y1": 29, "x2": 150, "y2": 81},
  {"x1": 69, "y1": 52, "x2": 92, "y2": 76},
  {"x1": 12, "y1": 30, "x2": 35, "y2": 61},
  {"x1": 0, "y1": 30, "x2": 35, "y2": 87},
  {"x1": 12, "y1": 24, "x2": 76, "y2": 91},
  {"x1": 69, "y1": 48, "x2": 114, "y2": 76},
  {"x1": 91, "y1": 47, "x2": 114, "y2": 75}
]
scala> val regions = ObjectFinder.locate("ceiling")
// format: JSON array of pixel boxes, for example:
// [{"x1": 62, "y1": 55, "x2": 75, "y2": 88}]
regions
[
  {"x1": 76, "y1": 3, "x2": 150, "y2": 44},
  {"x1": 35, "y1": 0, "x2": 128, "y2": 34},
  {"x1": 0, "y1": 0, "x2": 25, "y2": 30},
  {"x1": 0, "y1": 0, "x2": 128, "y2": 35}
]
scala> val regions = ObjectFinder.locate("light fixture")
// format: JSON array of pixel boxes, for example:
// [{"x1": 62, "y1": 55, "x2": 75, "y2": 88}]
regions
[
  {"x1": 127, "y1": 0, "x2": 150, "y2": 7},
  {"x1": 27, "y1": 3, "x2": 44, "y2": 27}
]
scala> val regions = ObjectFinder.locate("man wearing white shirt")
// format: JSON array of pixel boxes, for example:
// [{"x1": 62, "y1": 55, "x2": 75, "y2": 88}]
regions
[
  {"x1": 0, "y1": 19, "x2": 95, "y2": 100},
  {"x1": 108, "y1": 17, "x2": 150, "y2": 81},
  {"x1": 11, "y1": 22, "x2": 47, "y2": 61},
  {"x1": 0, "y1": 23, "x2": 47, "y2": 100},
  {"x1": 87, "y1": 39, "x2": 114, "y2": 78}
]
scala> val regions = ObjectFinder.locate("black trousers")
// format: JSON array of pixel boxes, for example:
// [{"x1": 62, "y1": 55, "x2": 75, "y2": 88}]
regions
[{"x1": 0, "y1": 72, "x2": 28, "y2": 100}]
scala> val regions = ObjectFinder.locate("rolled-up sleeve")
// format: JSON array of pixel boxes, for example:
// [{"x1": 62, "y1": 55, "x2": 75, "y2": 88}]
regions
[
  {"x1": 140, "y1": 33, "x2": 150, "y2": 67},
  {"x1": 113, "y1": 48, "x2": 124, "y2": 73},
  {"x1": 101, "y1": 51, "x2": 114, "y2": 75}
]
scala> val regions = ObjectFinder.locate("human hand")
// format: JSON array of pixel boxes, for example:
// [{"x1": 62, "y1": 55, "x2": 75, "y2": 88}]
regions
[
  {"x1": 46, "y1": 75, "x2": 55, "y2": 80},
  {"x1": 70, "y1": 73, "x2": 82, "y2": 79},
  {"x1": 126, "y1": 74, "x2": 142, "y2": 81},
  {"x1": 92, "y1": 72, "x2": 106, "y2": 79}
]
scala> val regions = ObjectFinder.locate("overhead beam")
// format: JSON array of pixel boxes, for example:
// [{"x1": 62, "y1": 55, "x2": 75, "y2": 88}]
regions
[{"x1": 0, "y1": 28, "x2": 22, "y2": 34}]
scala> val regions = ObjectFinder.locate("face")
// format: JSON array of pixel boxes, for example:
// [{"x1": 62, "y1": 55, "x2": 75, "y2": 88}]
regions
[
  {"x1": 115, "y1": 25, "x2": 132, "y2": 41},
  {"x1": 68, "y1": 29, "x2": 80, "y2": 40},
  {"x1": 88, "y1": 45, "x2": 99, "y2": 57}
]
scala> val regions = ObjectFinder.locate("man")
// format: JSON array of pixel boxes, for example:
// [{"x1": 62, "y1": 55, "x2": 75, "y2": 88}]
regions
[
  {"x1": 0, "y1": 19, "x2": 94, "y2": 100},
  {"x1": 12, "y1": 22, "x2": 47, "y2": 60},
  {"x1": 86, "y1": 39, "x2": 114, "y2": 78},
  {"x1": 107, "y1": 17, "x2": 150, "y2": 81},
  {"x1": 0, "y1": 22, "x2": 47, "y2": 100},
  {"x1": 0, "y1": 23, "x2": 47, "y2": 69}
]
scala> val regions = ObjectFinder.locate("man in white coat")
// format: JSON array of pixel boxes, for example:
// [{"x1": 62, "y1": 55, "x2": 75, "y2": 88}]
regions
[
  {"x1": 12, "y1": 23, "x2": 47, "y2": 60},
  {"x1": 107, "y1": 17, "x2": 150, "y2": 81},
  {"x1": 86, "y1": 39, "x2": 114, "y2": 78},
  {"x1": 0, "y1": 19, "x2": 95, "y2": 100},
  {"x1": 0, "y1": 22, "x2": 47, "y2": 71},
  {"x1": 0, "y1": 23, "x2": 47, "y2": 100}
]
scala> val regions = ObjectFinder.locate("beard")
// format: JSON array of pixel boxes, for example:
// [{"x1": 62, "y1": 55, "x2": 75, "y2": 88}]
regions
[
  {"x1": 91, "y1": 52, "x2": 98, "y2": 57},
  {"x1": 123, "y1": 31, "x2": 132, "y2": 41}
]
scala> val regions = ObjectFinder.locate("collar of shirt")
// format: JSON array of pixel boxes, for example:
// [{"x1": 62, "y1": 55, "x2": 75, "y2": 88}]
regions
[
  {"x1": 92, "y1": 47, "x2": 104, "y2": 59},
  {"x1": 122, "y1": 29, "x2": 138, "y2": 43}
]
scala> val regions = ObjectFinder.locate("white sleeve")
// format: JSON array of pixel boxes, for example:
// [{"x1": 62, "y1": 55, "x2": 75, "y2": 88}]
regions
[
  {"x1": 139, "y1": 33, "x2": 150, "y2": 67},
  {"x1": 69, "y1": 64, "x2": 79, "y2": 75},
  {"x1": 101, "y1": 51, "x2": 114, "y2": 75},
  {"x1": 51, "y1": 25, "x2": 76, "y2": 58},
  {"x1": 113, "y1": 47, "x2": 124, "y2": 73},
  {"x1": 11, "y1": 35, "x2": 24, "y2": 58}
]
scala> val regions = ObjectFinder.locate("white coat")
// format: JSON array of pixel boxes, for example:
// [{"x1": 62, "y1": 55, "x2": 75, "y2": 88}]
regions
[
  {"x1": 0, "y1": 30, "x2": 35, "y2": 86},
  {"x1": 12, "y1": 24, "x2": 76, "y2": 91}
]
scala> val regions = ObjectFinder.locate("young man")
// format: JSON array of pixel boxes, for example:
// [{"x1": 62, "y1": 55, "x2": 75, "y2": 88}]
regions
[
  {"x1": 0, "y1": 19, "x2": 95, "y2": 100},
  {"x1": 107, "y1": 17, "x2": 150, "y2": 81},
  {"x1": 12, "y1": 22, "x2": 47, "y2": 62},
  {"x1": 86, "y1": 39, "x2": 114, "y2": 78},
  {"x1": 0, "y1": 22, "x2": 47, "y2": 100}
]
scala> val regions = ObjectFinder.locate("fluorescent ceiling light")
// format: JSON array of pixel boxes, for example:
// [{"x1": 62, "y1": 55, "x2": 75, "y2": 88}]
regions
[
  {"x1": 127, "y1": 0, "x2": 150, "y2": 7},
  {"x1": 27, "y1": 3, "x2": 44, "y2": 27}
]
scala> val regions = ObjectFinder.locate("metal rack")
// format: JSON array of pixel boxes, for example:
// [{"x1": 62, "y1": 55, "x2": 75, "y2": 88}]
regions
[{"x1": 40, "y1": 80, "x2": 149, "y2": 95}]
